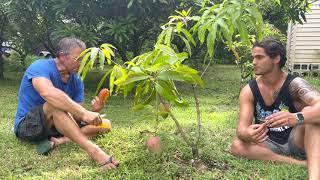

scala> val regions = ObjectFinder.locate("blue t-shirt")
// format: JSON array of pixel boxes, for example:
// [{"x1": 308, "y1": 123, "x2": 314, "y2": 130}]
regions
[{"x1": 14, "y1": 59, "x2": 84, "y2": 134}]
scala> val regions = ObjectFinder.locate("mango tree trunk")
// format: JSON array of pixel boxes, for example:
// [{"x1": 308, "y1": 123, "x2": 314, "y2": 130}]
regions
[{"x1": 0, "y1": 53, "x2": 4, "y2": 79}]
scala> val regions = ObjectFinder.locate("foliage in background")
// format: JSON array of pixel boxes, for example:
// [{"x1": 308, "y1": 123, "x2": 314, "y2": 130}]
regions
[{"x1": 258, "y1": 0, "x2": 312, "y2": 33}]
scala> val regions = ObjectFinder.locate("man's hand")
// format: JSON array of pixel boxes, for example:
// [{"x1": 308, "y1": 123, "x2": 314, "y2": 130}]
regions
[
  {"x1": 81, "y1": 110, "x2": 102, "y2": 126},
  {"x1": 91, "y1": 96, "x2": 104, "y2": 112},
  {"x1": 244, "y1": 123, "x2": 268, "y2": 143},
  {"x1": 265, "y1": 111, "x2": 297, "y2": 128}
]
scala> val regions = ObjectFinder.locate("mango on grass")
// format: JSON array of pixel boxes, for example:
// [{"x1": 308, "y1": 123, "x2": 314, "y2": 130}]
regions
[{"x1": 146, "y1": 136, "x2": 162, "y2": 155}]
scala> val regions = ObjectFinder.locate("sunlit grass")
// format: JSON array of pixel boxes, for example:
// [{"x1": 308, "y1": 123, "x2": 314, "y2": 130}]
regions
[{"x1": 0, "y1": 65, "x2": 308, "y2": 179}]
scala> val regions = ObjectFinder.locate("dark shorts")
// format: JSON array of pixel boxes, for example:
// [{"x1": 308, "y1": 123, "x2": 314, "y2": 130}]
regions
[
  {"x1": 16, "y1": 105, "x2": 62, "y2": 142},
  {"x1": 264, "y1": 127, "x2": 306, "y2": 160}
]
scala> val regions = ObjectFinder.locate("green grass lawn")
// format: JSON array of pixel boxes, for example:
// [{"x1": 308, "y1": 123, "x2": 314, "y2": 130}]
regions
[{"x1": 0, "y1": 65, "x2": 310, "y2": 179}]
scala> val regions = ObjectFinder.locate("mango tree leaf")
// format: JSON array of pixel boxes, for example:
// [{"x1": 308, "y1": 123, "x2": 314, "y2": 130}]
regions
[
  {"x1": 156, "y1": 30, "x2": 166, "y2": 45},
  {"x1": 207, "y1": 23, "x2": 217, "y2": 58},
  {"x1": 155, "y1": 44, "x2": 176, "y2": 56},
  {"x1": 78, "y1": 48, "x2": 92, "y2": 58},
  {"x1": 99, "y1": 50, "x2": 105, "y2": 70},
  {"x1": 164, "y1": 27, "x2": 173, "y2": 46},
  {"x1": 78, "y1": 52, "x2": 91, "y2": 76},
  {"x1": 158, "y1": 71, "x2": 187, "y2": 82},
  {"x1": 94, "y1": 69, "x2": 113, "y2": 95},
  {"x1": 115, "y1": 72, "x2": 149, "y2": 86},
  {"x1": 198, "y1": 24, "x2": 207, "y2": 44},
  {"x1": 131, "y1": 88, "x2": 156, "y2": 110},
  {"x1": 134, "y1": 82, "x2": 143, "y2": 105},
  {"x1": 155, "y1": 80, "x2": 177, "y2": 102},
  {"x1": 178, "y1": 35, "x2": 192, "y2": 56},
  {"x1": 181, "y1": 29, "x2": 196, "y2": 46}
]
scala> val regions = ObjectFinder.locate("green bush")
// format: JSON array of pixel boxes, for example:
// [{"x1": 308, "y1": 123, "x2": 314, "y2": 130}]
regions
[{"x1": 4, "y1": 51, "x2": 42, "y2": 72}]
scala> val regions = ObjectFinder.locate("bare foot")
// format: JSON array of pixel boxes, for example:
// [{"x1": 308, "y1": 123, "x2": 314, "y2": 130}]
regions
[
  {"x1": 300, "y1": 160, "x2": 307, "y2": 167},
  {"x1": 50, "y1": 136, "x2": 70, "y2": 147},
  {"x1": 86, "y1": 144, "x2": 119, "y2": 170}
]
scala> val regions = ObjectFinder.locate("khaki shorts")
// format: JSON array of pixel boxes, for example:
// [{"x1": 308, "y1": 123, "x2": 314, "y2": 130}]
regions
[{"x1": 263, "y1": 128, "x2": 306, "y2": 160}]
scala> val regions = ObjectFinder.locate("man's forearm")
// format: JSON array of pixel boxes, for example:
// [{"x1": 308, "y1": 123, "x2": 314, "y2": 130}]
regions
[
  {"x1": 41, "y1": 87, "x2": 86, "y2": 118},
  {"x1": 301, "y1": 103, "x2": 320, "y2": 125}
]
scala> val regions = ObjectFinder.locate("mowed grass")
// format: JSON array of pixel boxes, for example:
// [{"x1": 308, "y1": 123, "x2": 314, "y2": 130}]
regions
[{"x1": 0, "y1": 65, "x2": 310, "y2": 179}]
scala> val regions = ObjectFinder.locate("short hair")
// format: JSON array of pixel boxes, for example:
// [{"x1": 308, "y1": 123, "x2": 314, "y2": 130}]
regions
[
  {"x1": 252, "y1": 38, "x2": 287, "y2": 68},
  {"x1": 56, "y1": 37, "x2": 86, "y2": 56}
]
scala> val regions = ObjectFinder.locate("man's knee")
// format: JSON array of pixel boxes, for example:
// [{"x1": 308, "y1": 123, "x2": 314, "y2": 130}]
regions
[
  {"x1": 304, "y1": 123, "x2": 320, "y2": 132},
  {"x1": 43, "y1": 102, "x2": 62, "y2": 119},
  {"x1": 231, "y1": 138, "x2": 247, "y2": 157}
]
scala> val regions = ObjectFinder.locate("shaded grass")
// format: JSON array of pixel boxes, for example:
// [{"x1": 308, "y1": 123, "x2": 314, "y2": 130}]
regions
[{"x1": 0, "y1": 65, "x2": 308, "y2": 179}]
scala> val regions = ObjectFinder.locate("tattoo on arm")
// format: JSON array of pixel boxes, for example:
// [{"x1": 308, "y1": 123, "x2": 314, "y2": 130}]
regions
[{"x1": 289, "y1": 77, "x2": 320, "y2": 104}]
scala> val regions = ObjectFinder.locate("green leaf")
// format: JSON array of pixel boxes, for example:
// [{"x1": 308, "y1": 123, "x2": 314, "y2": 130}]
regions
[
  {"x1": 217, "y1": 18, "x2": 233, "y2": 47},
  {"x1": 156, "y1": 30, "x2": 166, "y2": 45},
  {"x1": 99, "y1": 50, "x2": 105, "y2": 70},
  {"x1": 109, "y1": 65, "x2": 119, "y2": 94},
  {"x1": 155, "y1": 44, "x2": 175, "y2": 56},
  {"x1": 102, "y1": 48, "x2": 111, "y2": 61},
  {"x1": 237, "y1": 21, "x2": 250, "y2": 46},
  {"x1": 127, "y1": 0, "x2": 134, "y2": 8},
  {"x1": 134, "y1": 83, "x2": 143, "y2": 105},
  {"x1": 176, "y1": 22, "x2": 183, "y2": 33},
  {"x1": 142, "y1": 80, "x2": 150, "y2": 95},
  {"x1": 94, "y1": 69, "x2": 113, "y2": 95},
  {"x1": 198, "y1": 24, "x2": 207, "y2": 44},
  {"x1": 181, "y1": 29, "x2": 196, "y2": 46},
  {"x1": 78, "y1": 48, "x2": 92, "y2": 59},
  {"x1": 178, "y1": 35, "x2": 192, "y2": 56},
  {"x1": 78, "y1": 52, "x2": 91, "y2": 76},
  {"x1": 131, "y1": 88, "x2": 156, "y2": 110},
  {"x1": 155, "y1": 80, "x2": 177, "y2": 102},
  {"x1": 158, "y1": 71, "x2": 187, "y2": 82},
  {"x1": 207, "y1": 23, "x2": 217, "y2": 58},
  {"x1": 115, "y1": 73, "x2": 149, "y2": 86},
  {"x1": 89, "y1": 48, "x2": 99, "y2": 68},
  {"x1": 164, "y1": 27, "x2": 173, "y2": 46}
]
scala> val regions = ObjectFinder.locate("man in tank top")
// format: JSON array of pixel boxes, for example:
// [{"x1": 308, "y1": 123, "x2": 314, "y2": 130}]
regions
[{"x1": 231, "y1": 38, "x2": 320, "y2": 179}]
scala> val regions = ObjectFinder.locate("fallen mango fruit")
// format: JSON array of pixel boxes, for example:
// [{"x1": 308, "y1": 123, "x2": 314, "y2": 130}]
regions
[{"x1": 146, "y1": 136, "x2": 162, "y2": 155}]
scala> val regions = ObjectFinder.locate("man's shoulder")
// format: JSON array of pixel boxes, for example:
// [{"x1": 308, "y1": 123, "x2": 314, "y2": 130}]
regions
[
  {"x1": 240, "y1": 83, "x2": 253, "y2": 96},
  {"x1": 288, "y1": 76, "x2": 315, "y2": 96},
  {"x1": 27, "y1": 59, "x2": 54, "y2": 71}
]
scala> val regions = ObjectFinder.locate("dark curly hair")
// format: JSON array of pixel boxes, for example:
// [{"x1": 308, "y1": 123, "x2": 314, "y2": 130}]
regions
[{"x1": 252, "y1": 38, "x2": 287, "y2": 68}]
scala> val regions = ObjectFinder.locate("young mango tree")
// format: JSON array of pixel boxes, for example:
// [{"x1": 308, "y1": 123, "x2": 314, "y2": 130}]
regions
[{"x1": 77, "y1": 0, "x2": 264, "y2": 164}]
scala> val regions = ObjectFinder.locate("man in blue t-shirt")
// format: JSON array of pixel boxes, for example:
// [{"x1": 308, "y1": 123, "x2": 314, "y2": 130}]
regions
[{"x1": 15, "y1": 37, "x2": 119, "y2": 170}]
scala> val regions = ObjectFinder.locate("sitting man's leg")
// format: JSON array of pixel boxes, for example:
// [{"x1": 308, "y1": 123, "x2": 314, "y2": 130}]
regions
[
  {"x1": 231, "y1": 136, "x2": 306, "y2": 166},
  {"x1": 43, "y1": 102, "x2": 118, "y2": 169},
  {"x1": 48, "y1": 113, "x2": 112, "y2": 147},
  {"x1": 290, "y1": 118, "x2": 320, "y2": 178}
]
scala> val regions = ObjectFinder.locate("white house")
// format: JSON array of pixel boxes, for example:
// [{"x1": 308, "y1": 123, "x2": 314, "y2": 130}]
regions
[{"x1": 286, "y1": 1, "x2": 320, "y2": 75}]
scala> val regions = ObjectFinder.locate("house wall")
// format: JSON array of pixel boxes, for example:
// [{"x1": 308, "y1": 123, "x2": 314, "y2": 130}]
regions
[{"x1": 287, "y1": 1, "x2": 320, "y2": 75}]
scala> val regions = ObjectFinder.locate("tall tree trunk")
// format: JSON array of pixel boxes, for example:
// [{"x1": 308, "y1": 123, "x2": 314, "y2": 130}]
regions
[
  {"x1": 118, "y1": 48, "x2": 128, "y2": 63},
  {"x1": 0, "y1": 53, "x2": 4, "y2": 79},
  {"x1": 20, "y1": 54, "x2": 26, "y2": 71}
]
